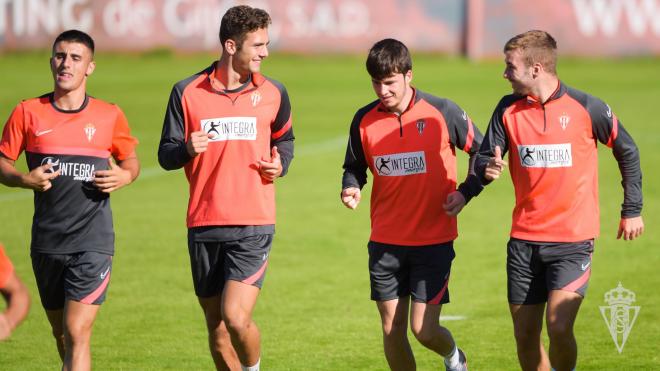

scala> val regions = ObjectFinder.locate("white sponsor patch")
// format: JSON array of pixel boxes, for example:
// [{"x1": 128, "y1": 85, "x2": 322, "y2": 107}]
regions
[
  {"x1": 373, "y1": 151, "x2": 426, "y2": 176},
  {"x1": 518, "y1": 143, "x2": 572, "y2": 168},
  {"x1": 201, "y1": 117, "x2": 257, "y2": 142}
]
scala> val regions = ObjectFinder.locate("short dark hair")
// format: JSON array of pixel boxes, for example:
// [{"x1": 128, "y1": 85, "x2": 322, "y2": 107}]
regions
[
  {"x1": 366, "y1": 39, "x2": 412, "y2": 80},
  {"x1": 504, "y1": 30, "x2": 557, "y2": 75},
  {"x1": 219, "y1": 5, "x2": 271, "y2": 51},
  {"x1": 52, "y1": 29, "x2": 95, "y2": 55}
]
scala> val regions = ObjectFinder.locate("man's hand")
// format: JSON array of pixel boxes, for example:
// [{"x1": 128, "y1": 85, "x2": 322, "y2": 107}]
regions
[
  {"x1": 341, "y1": 187, "x2": 361, "y2": 210},
  {"x1": 617, "y1": 216, "x2": 644, "y2": 241},
  {"x1": 257, "y1": 146, "x2": 283, "y2": 181},
  {"x1": 443, "y1": 191, "x2": 466, "y2": 216},
  {"x1": 94, "y1": 158, "x2": 133, "y2": 193},
  {"x1": 485, "y1": 146, "x2": 507, "y2": 181},
  {"x1": 24, "y1": 163, "x2": 60, "y2": 192},
  {"x1": 186, "y1": 131, "x2": 212, "y2": 157}
]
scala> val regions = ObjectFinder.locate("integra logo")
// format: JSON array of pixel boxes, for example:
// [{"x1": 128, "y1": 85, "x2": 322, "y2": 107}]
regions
[
  {"x1": 40, "y1": 157, "x2": 96, "y2": 181},
  {"x1": 201, "y1": 116, "x2": 257, "y2": 142},
  {"x1": 517, "y1": 144, "x2": 572, "y2": 168},
  {"x1": 373, "y1": 151, "x2": 426, "y2": 176}
]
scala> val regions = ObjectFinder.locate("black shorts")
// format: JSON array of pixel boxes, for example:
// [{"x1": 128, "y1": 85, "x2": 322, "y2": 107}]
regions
[
  {"x1": 31, "y1": 251, "x2": 113, "y2": 310},
  {"x1": 368, "y1": 241, "x2": 455, "y2": 304},
  {"x1": 507, "y1": 238, "x2": 594, "y2": 305},
  {"x1": 188, "y1": 234, "x2": 273, "y2": 298}
]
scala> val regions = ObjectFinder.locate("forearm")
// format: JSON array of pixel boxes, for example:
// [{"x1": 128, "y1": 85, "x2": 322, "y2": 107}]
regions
[
  {"x1": 0, "y1": 157, "x2": 30, "y2": 189},
  {"x1": 158, "y1": 141, "x2": 191, "y2": 170},
  {"x1": 1, "y1": 276, "x2": 30, "y2": 331},
  {"x1": 457, "y1": 154, "x2": 483, "y2": 203},
  {"x1": 612, "y1": 127, "x2": 643, "y2": 217},
  {"x1": 274, "y1": 139, "x2": 294, "y2": 177},
  {"x1": 117, "y1": 156, "x2": 140, "y2": 184}
]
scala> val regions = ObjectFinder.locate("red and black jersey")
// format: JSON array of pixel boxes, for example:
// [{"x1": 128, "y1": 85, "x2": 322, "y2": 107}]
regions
[
  {"x1": 342, "y1": 88, "x2": 483, "y2": 246},
  {"x1": 0, "y1": 94, "x2": 138, "y2": 254},
  {"x1": 476, "y1": 82, "x2": 642, "y2": 242},
  {"x1": 158, "y1": 63, "x2": 294, "y2": 230}
]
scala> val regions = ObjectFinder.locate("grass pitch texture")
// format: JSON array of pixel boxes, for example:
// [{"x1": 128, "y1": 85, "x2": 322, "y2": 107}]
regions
[{"x1": 0, "y1": 52, "x2": 658, "y2": 370}]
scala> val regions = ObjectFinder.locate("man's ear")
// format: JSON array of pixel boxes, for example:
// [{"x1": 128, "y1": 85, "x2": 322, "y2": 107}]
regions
[
  {"x1": 531, "y1": 62, "x2": 543, "y2": 78},
  {"x1": 86, "y1": 60, "x2": 96, "y2": 77},
  {"x1": 224, "y1": 39, "x2": 237, "y2": 56},
  {"x1": 405, "y1": 69, "x2": 413, "y2": 84}
]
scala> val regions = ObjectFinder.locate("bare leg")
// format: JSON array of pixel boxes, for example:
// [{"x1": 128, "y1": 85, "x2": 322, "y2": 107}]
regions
[
  {"x1": 409, "y1": 302, "x2": 455, "y2": 356},
  {"x1": 45, "y1": 309, "x2": 65, "y2": 361},
  {"x1": 510, "y1": 303, "x2": 550, "y2": 371},
  {"x1": 62, "y1": 300, "x2": 100, "y2": 371},
  {"x1": 198, "y1": 295, "x2": 241, "y2": 370},
  {"x1": 221, "y1": 280, "x2": 261, "y2": 367},
  {"x1": 546, "y1": 290, "x2": 582, "y2": 371},
  {"x1": 376, "y1": 297, "x2": 415, "y2": 371}
]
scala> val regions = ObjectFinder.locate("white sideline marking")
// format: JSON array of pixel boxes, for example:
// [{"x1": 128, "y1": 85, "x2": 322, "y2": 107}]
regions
[
  {"x1": 440, "y1": 315, "x2": 467, "y2": 321},
  {"x1": 0, "y1": 135, "x2": 347, "y2": 203}
]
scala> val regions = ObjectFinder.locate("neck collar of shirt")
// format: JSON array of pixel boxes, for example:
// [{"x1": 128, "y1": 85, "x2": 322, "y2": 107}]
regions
[
  {"x1": 526, "y1": 80, "x2": 566, "y2": 105},
  {"x1": 207, "y1": 61, "x2": 266, "y2": 94},
  {"x1": 49, "y1": 93, "x2": 90, "y2": 114}
]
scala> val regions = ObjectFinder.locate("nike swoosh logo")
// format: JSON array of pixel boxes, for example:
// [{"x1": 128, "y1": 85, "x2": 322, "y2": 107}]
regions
[
  {"x1": 100, "y1": 267, "x2": 110, "y2": 280},
  {"x1": 35, "y1": 129, "x2": 53, "y2": 137},
  {"x1": 581, "y1": 262, "x2": 591, "y2": 271}
]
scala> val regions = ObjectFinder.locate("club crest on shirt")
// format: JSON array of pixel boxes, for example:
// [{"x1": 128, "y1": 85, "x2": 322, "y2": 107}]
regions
[
  {"x1": 373, "y1": 151, "x2": 426, "y2": 176},
  {"x1": 251, "y1": 91, "x2": 261, "y2": 107},
  {"x1": 559, "y1": 114, "x2": 570, "y2": 130},
  {"x1": 201, "y1": 117, "x2": 257, "y2": 142},
  {"x1": 84, "y1": 123, "x2": 96, "y2": 142},
  {"x1": 416, "y1": 120, "x2": 426, "y2": 135}
]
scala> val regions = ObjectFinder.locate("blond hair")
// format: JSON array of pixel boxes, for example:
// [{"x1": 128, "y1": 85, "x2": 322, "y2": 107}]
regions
[{"x1": 504, "y1": 30, "x2": 557, "y2": 75}]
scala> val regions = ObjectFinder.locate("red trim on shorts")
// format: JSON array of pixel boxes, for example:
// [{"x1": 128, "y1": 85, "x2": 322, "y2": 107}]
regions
[
  {"x1": 242, "y1": 261, "x2": 268, "y2": 285},
  {"x1": 80, "y1": 271, "x2": 111, "y2": 305},
  {"x1": 561, "y1": 268, "x2": 591, "y2": 293},
  {"x1": 429, "y1": 274, "x2": 450, "y2": 305}
]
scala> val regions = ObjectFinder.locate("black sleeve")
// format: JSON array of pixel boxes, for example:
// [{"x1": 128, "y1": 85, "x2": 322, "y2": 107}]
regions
[
  {"x1": 475, "y1": 96, "x2": 516, "y2": 185},
  {"x1": 585, "y1": 95, "x2": 643, "y2": 217},
  {"x1": 439, "y1": 99, "x2": 485, "y2": 203},
  {"x1": 341, "y1": 106, "x2": 373, "y2": 190},
  {"x1": 158, "y1": 84, "x2": 192, "y2": 170},
  {"x1": 269, "y1": 80, "x2": 295, "y2": 177}
]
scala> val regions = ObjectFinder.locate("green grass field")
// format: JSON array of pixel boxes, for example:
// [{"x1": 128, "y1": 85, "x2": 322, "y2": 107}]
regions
[{"x1": 0, "y1": 51, "x2": 658, "y2": 370}]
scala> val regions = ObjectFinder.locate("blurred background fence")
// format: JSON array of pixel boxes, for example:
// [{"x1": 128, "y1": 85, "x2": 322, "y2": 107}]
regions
[{"x1": 1, "y1": 0, "x2": 660, "y2": 57}]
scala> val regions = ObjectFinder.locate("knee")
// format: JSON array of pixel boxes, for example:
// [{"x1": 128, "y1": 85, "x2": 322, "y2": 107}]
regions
[
  {"x1": 65, "y1": 322, "x2": 92, "y2": 346},
  {"x1": 513, "y1": 325, "x2": 541, "y2": 347},
  {"x1": 411, "y1": 325, "x2": 433, "y2": 347},
  {"x1": 223, "y1": 311, "x2": 251, "y2": 336},
  {"x1": 547, "y1": 319, "x2": 573, "y2": 342},
  {"x1": 381, "y1": 317, "x2": 408, "y2": 339}
]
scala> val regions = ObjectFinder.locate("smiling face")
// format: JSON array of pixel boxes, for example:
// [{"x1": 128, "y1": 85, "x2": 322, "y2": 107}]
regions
[
  {"x1": 503, "y1": 48, "x2": 536, "y2": 96},
  {"x1": 50, "y1": 41, "x2": 95, "y2": 95},
  {"x1": 232, "y1": 28, "x2": 269, "y2": 76},
  {"x1": 371, "y1": 70, "x2": 412, "y2": 114}
]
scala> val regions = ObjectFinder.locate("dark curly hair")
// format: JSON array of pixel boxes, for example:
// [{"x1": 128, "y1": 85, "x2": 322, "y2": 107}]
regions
[{"x1": 219, "y1": 5, "x2": 271, "y2": 51}]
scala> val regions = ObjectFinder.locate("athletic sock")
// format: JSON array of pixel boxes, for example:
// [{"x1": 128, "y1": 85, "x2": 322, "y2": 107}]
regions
[
  {"x1": 241, "y1": 358, "x2": 260, "y2": 371},
  {"x1": 444, "y1": 345, "x2": 460, "y2": 368}
]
